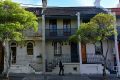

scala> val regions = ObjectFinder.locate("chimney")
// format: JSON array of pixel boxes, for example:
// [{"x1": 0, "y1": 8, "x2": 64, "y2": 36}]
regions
[
  {"x1": 42, "y1": 0, "x2": 47, "y2": 9},
  {"x1": 117, "y1": 0, "x2": 120, "y2": 7},
  {"x1": 42, "y1": 0, "x2": 47, "y2": 14},
  {"x1": 94, "y1": 0, "x2": 101, "y2": 7}
]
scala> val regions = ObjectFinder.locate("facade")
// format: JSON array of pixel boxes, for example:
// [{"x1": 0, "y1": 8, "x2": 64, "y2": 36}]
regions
[{"x1": 0, "y1": 6, "x2": 120, "y2": 75}]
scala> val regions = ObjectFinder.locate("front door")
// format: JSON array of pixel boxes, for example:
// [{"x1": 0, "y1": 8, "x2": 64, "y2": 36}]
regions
[
  {"x1": 71, "y1": 42, "x2": 79, "y2": 62},
  {"x1": 0, "y1": 42, "x2": 4, "y2": 74},
  {"x1": 11, "y1": 47, "x2": 16, "y2": 64},
  {"x1": 81, "y1": 44, "x2": 87, "y2": 63}
]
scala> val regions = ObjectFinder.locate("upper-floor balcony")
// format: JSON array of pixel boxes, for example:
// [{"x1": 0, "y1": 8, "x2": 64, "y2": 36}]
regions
[
  {"x1": 45, "y1": 28, "x2": 77, "y2": 40},
  {"x1": 23, "y1": 28, "x2": 42, "y2": 38}
]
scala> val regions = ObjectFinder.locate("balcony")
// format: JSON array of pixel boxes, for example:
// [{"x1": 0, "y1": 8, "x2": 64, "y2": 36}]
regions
[
  {"x1": 23, "y1": 29, "x2": 42, "y2": 37},
  {"x1": 45, "y1": 28, "x2": 77, "y2": 40}
]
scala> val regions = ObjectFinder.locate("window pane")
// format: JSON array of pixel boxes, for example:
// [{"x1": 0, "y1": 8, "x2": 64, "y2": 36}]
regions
[
  {"x1": 63, "y1": 19, "x2": 71, "y2": 31},
  {"x1": 63, "y1": 19, "x2": 71, "y2": 36},
  {"x1": 27, "y1": 42, "x2": 33, "y2": 55},
  {"x1": 49, "y1": 19, "x2": 57, "y2": 31},
  {"x1": 54, "y1": 42, "x2": 62, "y2": 56}
]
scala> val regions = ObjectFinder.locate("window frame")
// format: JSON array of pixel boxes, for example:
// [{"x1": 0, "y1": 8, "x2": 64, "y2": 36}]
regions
[
  {"x1": 49, "y1": 19, "x2": 57, "y2": 32},
  {"x1": 53, "y1": 42, "x2": 62, "y2": 56},
  {"x1": 63, "y1": 19, "x2": 71, "y2": 36},
  {"x1": 27, "y1": 42, "x2": 34, "y2": 55}
]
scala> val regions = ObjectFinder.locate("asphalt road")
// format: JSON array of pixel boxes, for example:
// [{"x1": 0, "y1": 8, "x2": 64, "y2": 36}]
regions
[{"x1": 1, "y1": 74, "x2": 120, "y2": 80}]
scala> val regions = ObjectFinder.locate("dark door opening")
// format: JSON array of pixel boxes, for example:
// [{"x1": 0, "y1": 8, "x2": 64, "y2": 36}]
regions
[
  {"x1": 0, "y1": 42, "x2": 4, "y2": 74},
  {"x1": 11, "y1": 47, "x2": 16, "y2": 64},
  {"x1": 71, "y1": 42, "x2": 79, "y2": 62}
]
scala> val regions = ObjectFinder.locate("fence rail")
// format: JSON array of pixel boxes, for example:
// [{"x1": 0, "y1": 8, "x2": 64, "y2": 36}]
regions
[{"x1": 86, "y1": 54, "x2": 104, "y2": 64}]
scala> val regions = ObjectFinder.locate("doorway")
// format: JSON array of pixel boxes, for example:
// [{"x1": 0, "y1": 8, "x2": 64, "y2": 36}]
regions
[
  {"x1": 81, "y1": 44, "x2": 87, "y2": 63},
  {"x1": 71, "y1": 42, "x2": 79, "y2": 62},
  {"x1": 0, "y1": 42, "x2": 4, "y2": 74},
  {"x1": 10, "y1": 42, "x2": 17, "y2": 64}
]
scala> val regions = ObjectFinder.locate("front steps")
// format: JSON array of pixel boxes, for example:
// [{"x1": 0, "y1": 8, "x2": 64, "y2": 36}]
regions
[
  {"x1": 9, "y1": 65, "x2": 34, "y2": 73},
  {"x1": 8, "y1": 64, "x2": 42, "y2": 74},
  {"x1": 29, "y1": 63, "x2": 42, "y2": 74}
]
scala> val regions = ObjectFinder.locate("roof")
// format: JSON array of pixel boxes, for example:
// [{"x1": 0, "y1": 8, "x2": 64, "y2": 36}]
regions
[
  {"x1": 26, "y1": 7, "x2": 107, "y2": 19},
  {"x1": 44, "y1": 7, "x2": 107, "y2": 16},
  {"x1": 25, "y1": 7, "x2": 42, "y2": 16},
  {"x1": 111, "y1": 8, "x2": 120, "y2": 15},
  {"x1": 117, "y1": 26, "x2": 120, "y2": 40}
]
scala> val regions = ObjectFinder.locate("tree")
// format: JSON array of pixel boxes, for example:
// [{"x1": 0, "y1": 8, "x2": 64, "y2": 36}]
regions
[
  {"x1": 0, "y1": 0, "x2": 38, "y2": 77},
  {"x1": 70, "y1": 13, "x2": 115, "y2": 80}
]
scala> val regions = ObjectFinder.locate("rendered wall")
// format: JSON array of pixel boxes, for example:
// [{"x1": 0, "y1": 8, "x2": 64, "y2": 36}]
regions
[{"x1": 15, "y1": 40, "x2": 42, "y2": 65}]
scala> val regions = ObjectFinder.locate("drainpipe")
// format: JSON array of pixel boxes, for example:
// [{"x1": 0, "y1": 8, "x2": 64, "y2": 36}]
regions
[
  {"x1": 42, "y1": 14, "x2": 46, "y2": 73},
  {"x1": 112, "y1": 12, "x2": 120, "y2": 77},
  {"x1": 76, "y1": 12, "x2": 82, "y2": 74},
  {"x1": 42, "y1": 0, "x2": 47, "y2": 73}
]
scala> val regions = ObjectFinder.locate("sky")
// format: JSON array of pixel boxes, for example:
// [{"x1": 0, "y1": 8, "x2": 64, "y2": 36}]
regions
[{"x1": 12, "y1": 0, "x2": 119, "y2": 8}]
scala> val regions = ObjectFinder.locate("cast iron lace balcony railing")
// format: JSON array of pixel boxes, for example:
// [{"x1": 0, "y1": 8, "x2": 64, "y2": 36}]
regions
[
  {"x1": 23, "y1": 28, "x2": 42, "y2": 37},
  {"x1": 45, "y1": 28, "x2": 77, "y2": 39}
]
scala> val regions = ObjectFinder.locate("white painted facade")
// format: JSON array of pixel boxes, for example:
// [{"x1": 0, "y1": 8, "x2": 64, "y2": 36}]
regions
[
  {"x1": 2, "y1": 7, "x2": 120, "y2": 75},
  {"x1": 45, "y1": 41, "x2": 71, "y2": 62},
  {"x1": 7, "y1": 17, "x2": 117, "y2": 74},
  {"x1": 7, "y1": 20, "x2": 43, "y2": 73},
  {"x1": 15, "y1": 40, "x2": 42, "y2": 65},
  {"x1": 45, "y1": 17, "x2": 116, "y2": 74}
]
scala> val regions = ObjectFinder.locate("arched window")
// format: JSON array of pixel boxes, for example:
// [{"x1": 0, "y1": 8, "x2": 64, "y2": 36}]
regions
[
  {"x1": 11, "y1": 42, "x2": 17, "y2": 47},
  {"x1": 27, "y1": 42, "x2": 33, "y2": 55}
]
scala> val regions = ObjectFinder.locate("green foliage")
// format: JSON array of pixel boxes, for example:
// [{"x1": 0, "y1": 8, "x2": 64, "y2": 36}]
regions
[
  {"x1": 70, "y1": 13, "x2": 116, "y2": 44},
  {"x1": 70, "y1": 22, "x2": 99, "y2": 43},
  {"x1": 0, "y1": 0, "x2": 38, "y2": 41},
  {"x1": 91, "y1": 13, "x2": 115, "y2": 40}
]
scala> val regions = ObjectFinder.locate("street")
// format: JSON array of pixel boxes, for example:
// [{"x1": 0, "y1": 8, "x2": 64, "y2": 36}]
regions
[{"x1": 4, "y1": 74, "x2": 120, "y2": 80}]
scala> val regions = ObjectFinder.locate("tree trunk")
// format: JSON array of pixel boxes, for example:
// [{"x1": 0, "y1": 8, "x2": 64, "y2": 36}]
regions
[
  {"x1": 103, "y1": 60, "x2": 108, "y2": 80},
  {"x1": 102, "y1": 40, "x2": 109, "y2": 80},
  {"x1": 2, "y1": 40, "x2": 9, "y2": 78}
]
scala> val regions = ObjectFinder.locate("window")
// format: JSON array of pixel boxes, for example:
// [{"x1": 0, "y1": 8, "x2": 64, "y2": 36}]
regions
[
  {"x1": 95, "y1": 41, "x2": 103, "y2": 55},
  {"x1": 49, "y1": 19, "x2": 57, "y2": 36},
  {"x1": 63, "y1": 19, "x2": 71, "y2": 36},
  {"x1": 27, "y1": 42, "x2": 33, "y2": 55},
  {"x1": 53, "y1": 42, "x2": 62, "y2": 56}
]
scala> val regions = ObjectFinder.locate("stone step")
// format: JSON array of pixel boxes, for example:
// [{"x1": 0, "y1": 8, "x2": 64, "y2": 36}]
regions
[
  {"x1": 29, "y1": 63, "x2": 42, "y2": 72},
  {"x1": 9, "y1": 65, "x2": 35, "y2": 73}
]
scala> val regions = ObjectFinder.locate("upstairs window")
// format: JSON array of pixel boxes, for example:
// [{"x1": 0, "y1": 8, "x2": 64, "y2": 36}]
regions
[
  {"x1": 49, "y1": 19, "x2": 57, "y2": 32},
  {"x1": 27, "y1": 42, "x2": 33, "y2": 55},
  {"x1": 63, "y1": 19, "x2": 71, "y2": 36}
]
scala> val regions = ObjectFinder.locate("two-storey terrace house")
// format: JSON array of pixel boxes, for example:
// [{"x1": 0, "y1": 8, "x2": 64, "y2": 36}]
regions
[
  {"x1": 0, "y1": 6, "x2": 110, "y2": 74},
  {"x1": 44, "y1": 7, "x2": 109, "y2": 74},
  {"x1": 1, "y1": 0, "x2": 120, "y2": 74}
]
